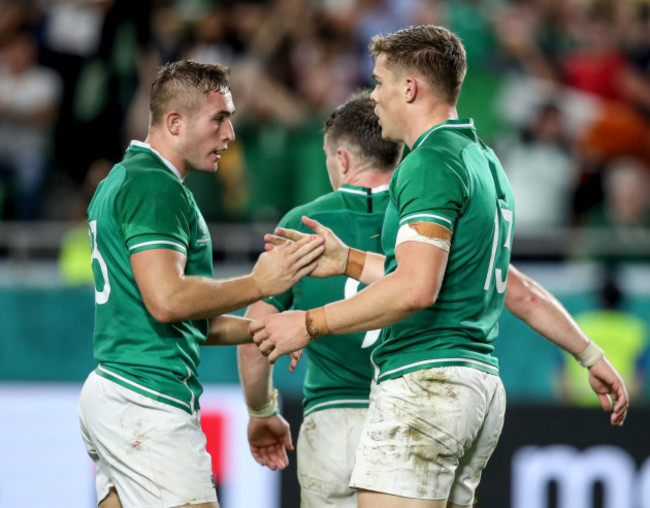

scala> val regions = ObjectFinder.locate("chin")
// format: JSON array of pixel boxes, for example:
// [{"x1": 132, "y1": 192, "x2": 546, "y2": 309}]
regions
[{"x1": 203, "y1": 162, "x2": 220, "y2": 173}]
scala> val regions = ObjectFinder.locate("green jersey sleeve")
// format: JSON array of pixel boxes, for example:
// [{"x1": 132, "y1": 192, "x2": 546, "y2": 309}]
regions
[
  {"x1": 115, "y1": 169, "x2": 192, "y2": 255},
  {"x1": 394, "y1": 149, "x2": 468, "y2": 231}
]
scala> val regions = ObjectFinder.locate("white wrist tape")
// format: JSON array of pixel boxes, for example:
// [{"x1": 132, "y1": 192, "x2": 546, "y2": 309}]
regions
[
  {"x1": 574, "y1": 341, "x2": 605, "y2": 369},
  {"x1": 248, "y1": 389, "x2": 279, "y2": 418}
]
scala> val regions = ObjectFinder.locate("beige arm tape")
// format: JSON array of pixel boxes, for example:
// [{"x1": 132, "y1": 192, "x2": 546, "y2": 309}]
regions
[
  {"x1": 305, "y1": 307, "x2": 330, "y2": 339},
  {"x1": 247, "y1": 389, "x2": 279, "y2": 418},
  {"x1": 574, "y1": 341, "x2": 605, "y2": 369},
  {"x1": 396, "y1": 222, "x2": 452, "y2": 252},
  {"x1": 345, "y1": 248, "x2": 367, "y2": 280}
]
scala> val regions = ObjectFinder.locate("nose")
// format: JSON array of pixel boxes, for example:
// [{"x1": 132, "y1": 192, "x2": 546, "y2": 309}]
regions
[
  {"x1": 222, "y1": 119, "x2": 235, "y2": 142},
  {"x1": 369, "y1": 88, "x2": 378, "y2": 103}
]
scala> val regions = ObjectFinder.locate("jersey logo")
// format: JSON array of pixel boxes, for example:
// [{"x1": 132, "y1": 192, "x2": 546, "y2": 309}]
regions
[{"x1": 196, "y1": 216, "x2": 210, "y2": 246}]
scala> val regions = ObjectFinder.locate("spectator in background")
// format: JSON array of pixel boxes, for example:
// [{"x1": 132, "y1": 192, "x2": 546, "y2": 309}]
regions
[
  {"x1": 0, "y1": 30, "x2": 62, "y2": 219},
  {"x1": 601, "y1": 158, "x2": 650, "y2": 230},
  {"x1": 58, "y1": 158, "x2": 112, "y2": 286},
  {"x1": 572, "y1": 157, "x2": 650, "y2": 260},
  {"x1": 559, "y1": 268, "x2": 649, "y2": 405},
  {"x1": 497, "y1": 102, "x2": 578, "y2": 231}
]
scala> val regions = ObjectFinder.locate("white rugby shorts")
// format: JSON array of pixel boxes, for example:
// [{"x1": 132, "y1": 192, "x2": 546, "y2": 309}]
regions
[
  {"x1": 78, "y1": 370, "x2": 218, "y2": 507},
  {"x1": 350, "y1": 366, "x2": 506, "y2": 505},
  {"x1": 297, "y1": 407, "x2": 367, "y2": 508}
]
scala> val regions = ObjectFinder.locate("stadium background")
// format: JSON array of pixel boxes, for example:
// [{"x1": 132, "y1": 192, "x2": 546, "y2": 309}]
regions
[{"x1": 1, "y1": 0, "x2": 649, "y2": 507}]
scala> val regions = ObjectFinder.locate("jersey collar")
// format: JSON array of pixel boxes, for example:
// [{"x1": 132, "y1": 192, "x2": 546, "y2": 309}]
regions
[
  {"x1": 128, "y1": 140, "x2": 183, "y2": 181},
  {"x1": 338, "y1": 184, "x2": 390, "y2": 196},
  {"x1": 413, "y1": 119, "x2": 476, "y2": 150}
]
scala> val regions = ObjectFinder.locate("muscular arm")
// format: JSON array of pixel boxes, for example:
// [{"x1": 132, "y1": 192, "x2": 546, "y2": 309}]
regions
[
  {"x1": 324, "y1": 241, "x2": 447, "y2": 334},
  {"x1": 132, "y1": 249, "x2": 265, "y2": 322},
  {"x1": 356, "y1": 251, "x2": 386, "y2": 286},
  {"x1": 251, "y1": 241, "x2": 448, "y2": 358},
  {"x1": 130, "y1": 235, "x2": 323, "y2": 322},
  {"x1": 205, "y1": 315, "x2": 253, "y2": 346},
  {"x1": 238, "y1": 301, "x2": 279, "y2": 406},
  {"x1": 238, "y1": 300, "x2": 294, "y2": 471},
  {"x1": 505, "y1": 264, "x2": 591, "y2": 355},
  {"x1": 505, "y1": 264, "x2": 629, "y2": 426}
]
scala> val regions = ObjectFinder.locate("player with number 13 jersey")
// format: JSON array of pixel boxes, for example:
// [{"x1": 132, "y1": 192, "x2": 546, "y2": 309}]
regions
[{"x1": 372, "y1": 119, "x2": 515, "y2": 383}]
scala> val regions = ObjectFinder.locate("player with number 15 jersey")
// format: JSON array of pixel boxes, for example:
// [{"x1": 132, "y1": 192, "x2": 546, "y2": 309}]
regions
[
  {"x1": 87, "y1": 141, "x2": 212, "y2": 414},
  {"x1": 372, "y1": 119, "x2": 515, "y2": 383}
]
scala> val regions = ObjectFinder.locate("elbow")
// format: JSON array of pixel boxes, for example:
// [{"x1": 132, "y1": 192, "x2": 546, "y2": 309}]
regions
[
  {"x1": 506, "y1": 289, "x2": 540, "y2": 320},
  {"x1": 401, "y1": 287, "x2": 437, "y2": 313},
  {"x1": 145, "y1": 298, "x2": 182, "y2": 324}
]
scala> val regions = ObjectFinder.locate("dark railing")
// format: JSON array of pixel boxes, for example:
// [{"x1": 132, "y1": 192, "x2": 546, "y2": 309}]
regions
[{"x1": 0, "y1": 221, "x2": 649, "y2": 262}]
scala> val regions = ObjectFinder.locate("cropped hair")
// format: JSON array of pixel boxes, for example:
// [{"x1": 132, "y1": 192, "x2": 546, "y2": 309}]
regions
[
  {"x1": 369, "y1": 25, "x2": 467, "y2": 105},
  {"x1": 149, "y1": 60, "x2": 231, "y2": 126},
  {"x1": 324, "y1": 90, "x2": 402, "y2": 172}
]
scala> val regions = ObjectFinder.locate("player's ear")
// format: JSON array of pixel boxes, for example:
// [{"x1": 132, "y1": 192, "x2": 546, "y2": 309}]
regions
[
  {"x1": 405, "y1": 76, "x2": 418, "y2": 103},
  {"x1": 337, "y1": 147, "x2": 350, "y2": 174},
  {"x1": 166, "y1": 111, "x2": 182, "y2": 136}
]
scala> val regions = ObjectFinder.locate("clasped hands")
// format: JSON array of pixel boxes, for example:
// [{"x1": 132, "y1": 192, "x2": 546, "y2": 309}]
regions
[{"x1": 250, "y1": 216, "x2": 348, "y2": 363}]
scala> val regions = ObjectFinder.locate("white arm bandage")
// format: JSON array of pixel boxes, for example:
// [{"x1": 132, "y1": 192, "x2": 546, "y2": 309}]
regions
[{"x1": 396, "y1": 223, "x2": 451, "y2": 252}]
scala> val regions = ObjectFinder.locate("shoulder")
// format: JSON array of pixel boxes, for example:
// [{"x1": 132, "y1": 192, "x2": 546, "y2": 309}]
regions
[
  {"x1": 397, "y1": 144, "x2": 469, "y2": 184},
  {"x1": 121, "y1": 155, "x2": 184, "y2": 192},
  {"x1": 115, "y1": 158, "x2": 190, "y2": 215}
]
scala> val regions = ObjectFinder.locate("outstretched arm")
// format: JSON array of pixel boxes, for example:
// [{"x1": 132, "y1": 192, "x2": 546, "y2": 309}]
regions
[
  {"x1": 237, "y1": 300, "x2": 293, "y2": 470},
  {"x1": 251, "y1": 240, "x2": 448, "y2": 362},
  {"x1": 130, "y1": 234, "x2": 324, "y2": 322},
  {"x1": 205, "y1": 315, "x2": 253, "y2": 345},
  {"x1": 505, "y1": 264, "x2": 629, "y2": 426},
  {"x1": 269, "y1": 216, "x2": 385, "y2": 284}
]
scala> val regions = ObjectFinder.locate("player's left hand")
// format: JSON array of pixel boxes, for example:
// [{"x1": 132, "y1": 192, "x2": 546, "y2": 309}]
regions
[
  {"x1": 250, "y1": 310, "x2": 311, "y2": 364},
  {"x1": 588, "y1": 356, "x2": 629, "y2": 426},
  {"x1": 247, "y1": 414, "x2": 294, "y2": 470}
]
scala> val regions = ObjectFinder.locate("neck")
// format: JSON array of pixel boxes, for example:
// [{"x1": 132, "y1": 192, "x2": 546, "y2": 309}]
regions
[
  {"x1": 344, "y1": 168, "x2": 393, "y2": 189},
  {"x1": 144, "y1": 131, "x2": 187, "y2": 180},
  {"x1": 404, "y1": 103, "x2": 458, "y2": 149}
]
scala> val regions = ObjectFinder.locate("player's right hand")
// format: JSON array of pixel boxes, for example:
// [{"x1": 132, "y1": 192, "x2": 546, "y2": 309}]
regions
[
  {"x1": 266, "y1": 216, "x2": 349, "y2": 279},
  {"x1": 252, "y1": 234, "x2": 324, "y2": 297},
  {"x1": 288, "y1": 349, "x2": 303, "y2": 373},
  {"x1": 588, "y1": 356, "x2": 629, "y2": 427}
]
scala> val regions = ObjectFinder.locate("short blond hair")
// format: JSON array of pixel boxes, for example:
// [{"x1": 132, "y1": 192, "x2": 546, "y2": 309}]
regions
[
  {"x1": 149, "y1": 60, "x2": 230, "y2": 126},
  {"x1": 369, "y1": 25, "x2": 467, "y2": 105}
]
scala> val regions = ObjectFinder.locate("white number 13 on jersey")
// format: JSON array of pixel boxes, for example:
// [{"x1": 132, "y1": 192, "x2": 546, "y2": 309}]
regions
[{"x1": 484, "y1": 207, "x2": 513, "y2": 294}]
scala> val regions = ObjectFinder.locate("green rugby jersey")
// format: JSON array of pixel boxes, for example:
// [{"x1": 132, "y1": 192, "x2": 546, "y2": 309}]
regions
[
  {"x1": 373, "y1": 119, "x2": 515, "y2": 382},
  {"x1": 266, "y1": 184, "x2": 389, "y2": 416},
  {"x1": 87, "y1": 141, "x2": 212, "y2": 414}
]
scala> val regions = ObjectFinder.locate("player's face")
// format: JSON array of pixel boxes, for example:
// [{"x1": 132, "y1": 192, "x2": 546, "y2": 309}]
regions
[
  {"x1": 323, "y1": 133, "x2": 342, "y2": 191},
  {"x1": 182, "y1": 90, "x2": 235, "y2": 174},
  {"x1": 370, "y1": 54, "x2": 403, "y2": 143}
]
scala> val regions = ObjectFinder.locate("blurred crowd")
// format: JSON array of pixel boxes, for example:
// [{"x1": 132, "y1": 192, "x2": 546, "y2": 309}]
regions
[{"x1": 0, "y1": 0, "x2": 649, "y2": 251}]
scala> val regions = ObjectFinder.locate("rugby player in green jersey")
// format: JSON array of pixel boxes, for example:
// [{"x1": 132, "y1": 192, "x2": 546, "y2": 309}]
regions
[
  {"x1": 238, "y1": 91, "x2": 402, "y2": 507},
  {"x1": 77, "y1": 60, "x2": 324, "y2": 508},
  {"x1": 251, "y1": 26, "x2": 628, "y2": 508}
]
